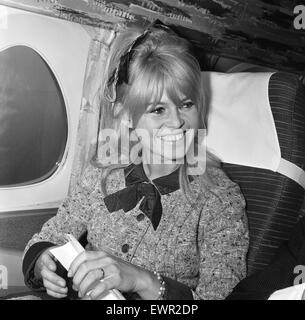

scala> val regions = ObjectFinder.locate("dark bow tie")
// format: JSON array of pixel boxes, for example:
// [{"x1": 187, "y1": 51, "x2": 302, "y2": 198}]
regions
[{"x1": 103, "y1": 164, "x2": 186, "y2": 230}]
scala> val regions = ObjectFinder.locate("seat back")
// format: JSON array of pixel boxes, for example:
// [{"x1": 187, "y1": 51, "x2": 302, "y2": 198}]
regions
[{"x1": 222, "y1": 72, "x2": 305, "y2": 275}]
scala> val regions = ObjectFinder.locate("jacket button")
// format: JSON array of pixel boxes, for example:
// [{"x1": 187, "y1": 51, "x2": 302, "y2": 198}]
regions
[
  {"x1": 121, "y1": 244, "x2": 130, "y2": 253},
  {"x1": 136, "y1": 213, "x2": 145, "y2": 221}
]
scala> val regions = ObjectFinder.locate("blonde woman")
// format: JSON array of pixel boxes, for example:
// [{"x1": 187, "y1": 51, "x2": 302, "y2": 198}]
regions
[{"x1": 23, "y1": 21, "x2": 249, "y2": 300}]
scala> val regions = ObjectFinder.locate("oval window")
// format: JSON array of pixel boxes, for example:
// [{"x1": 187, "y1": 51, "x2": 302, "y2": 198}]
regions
[{"x1": 0, "y1": 46, "x2": 68, "y2": 187}]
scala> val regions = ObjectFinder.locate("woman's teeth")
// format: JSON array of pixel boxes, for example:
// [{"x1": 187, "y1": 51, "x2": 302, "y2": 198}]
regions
[{"x1": 158, "y1": 133, "x2": 184, "y2": 142}]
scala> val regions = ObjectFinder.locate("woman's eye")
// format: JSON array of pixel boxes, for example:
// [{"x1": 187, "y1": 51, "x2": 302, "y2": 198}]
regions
[
  {"x1": 181, "y1": 101, "x2": 194, "y2": 109},
  {"x1": 151, "y1": 107, "x2": 165, "y2": 115}
]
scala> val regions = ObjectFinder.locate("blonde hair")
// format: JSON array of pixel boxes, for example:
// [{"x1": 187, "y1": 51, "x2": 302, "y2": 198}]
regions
[{"x1": 94, "y1": 25, "x2": 218, "y2": 201}]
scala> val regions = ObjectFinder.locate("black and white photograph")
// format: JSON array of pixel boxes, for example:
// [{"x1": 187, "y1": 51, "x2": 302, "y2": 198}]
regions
[{"x1": 0, "y1": 0, "x2": 305, "y2": 308}]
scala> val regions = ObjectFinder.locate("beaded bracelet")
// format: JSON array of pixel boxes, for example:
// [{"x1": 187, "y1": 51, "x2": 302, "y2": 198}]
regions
[{"x1": 154, "y1": 271, "x2": 166, "y2": 300}]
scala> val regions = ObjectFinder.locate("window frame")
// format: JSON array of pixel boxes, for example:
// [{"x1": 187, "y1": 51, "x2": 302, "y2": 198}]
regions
[
  {"x1": 0, "y1": 44, "x2": 69, "y2": 188},
  {"x1": 0, "y1": 5, "x2": 91, "y2": 212}
]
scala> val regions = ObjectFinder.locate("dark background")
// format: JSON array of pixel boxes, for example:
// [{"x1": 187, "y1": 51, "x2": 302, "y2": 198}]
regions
[{"x1": 1, "y1": 0, "x2": 304, "y2": 73}]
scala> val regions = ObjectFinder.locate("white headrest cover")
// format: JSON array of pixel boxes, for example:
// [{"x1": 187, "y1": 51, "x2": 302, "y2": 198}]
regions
[{"x1": 204, "y1": 71, "x2": 281, "y2": 171}]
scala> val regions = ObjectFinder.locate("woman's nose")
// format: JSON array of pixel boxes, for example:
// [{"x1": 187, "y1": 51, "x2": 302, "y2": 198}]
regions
[{"x1": 167, "y1": 107, "x2": 184, "y2": 128}]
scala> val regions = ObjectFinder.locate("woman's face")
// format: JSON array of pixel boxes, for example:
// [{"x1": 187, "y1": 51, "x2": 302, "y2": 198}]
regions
[{"x1": 135, "y1": 91, "x2": 200, "y2": 164}]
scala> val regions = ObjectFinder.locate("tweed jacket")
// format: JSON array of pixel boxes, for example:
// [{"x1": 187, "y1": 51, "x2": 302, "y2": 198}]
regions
[{"x1": 23, "y1": 164, "x2": 249, "y2": 300}]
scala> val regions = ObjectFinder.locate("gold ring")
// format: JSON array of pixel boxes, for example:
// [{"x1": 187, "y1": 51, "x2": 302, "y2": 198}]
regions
[{"x1": 100, "y1": 268, "x2": 105, "y2": 279}]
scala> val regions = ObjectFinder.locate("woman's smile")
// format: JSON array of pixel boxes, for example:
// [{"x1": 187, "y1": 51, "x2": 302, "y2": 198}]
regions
[{"x1": 157, "y1": 132, "x2": 185, "y2": 142}]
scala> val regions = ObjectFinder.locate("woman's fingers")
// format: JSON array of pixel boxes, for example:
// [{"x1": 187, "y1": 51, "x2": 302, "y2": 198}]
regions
[
  {"x1": 78, "y1": 268, "x2": 105, "y2": 298},
  {"x1": 68, "y1": 250, "x2": 128, "y2": 299},
  {"x1": 41, "y1": 250, "x2": 57, "y2": 272},
  {"x1": 68, "y1": 251, "x2": 108, "y2": 278},
  {"x1": 45, "y1": 288, "x2": 68, "y2": 299},
  {"x1": 34, "y1": 249, "x2": 56, "y2": 279},
  {"x1": 43, "y1": 278, "x2": 68, "y2": 295},
  {"x1": 41, "y1": 265, "x2": 66, "y2": 288},
  {"x1": 72, "y1": 257, "x2": 112, "y2": 291},
  {"x1": 85, "y1": 265, "x2": 121, "y2": 300},
  {"x1": 41, "y1": 266, "x2": 68, "y2": 298},
  {"x1": 89, "y1": 275, "x2": 115, "y2": 300}
]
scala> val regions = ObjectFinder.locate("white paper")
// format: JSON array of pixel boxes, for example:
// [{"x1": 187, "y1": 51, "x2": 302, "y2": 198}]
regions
[
  {"x1": 50, "y1": 234, "x2": 125, "y2": 300},
  {"x1": 268, "y1": 283, "x2": 305, "y2": 300},
  {"x1": 50, "y1": 241, "x2": 84, "y2": 271}
]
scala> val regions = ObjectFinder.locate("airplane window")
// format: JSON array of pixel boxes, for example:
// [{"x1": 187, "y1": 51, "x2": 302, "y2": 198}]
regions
[{"x1": 0, "y1": 46, "x2": 68, "y2": 187}]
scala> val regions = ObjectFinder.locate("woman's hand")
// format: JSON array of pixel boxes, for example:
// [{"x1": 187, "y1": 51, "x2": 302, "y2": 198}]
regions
[
  {"x1": 68, "y1": 250, "x2": 160, "y2": 300},
  {"x1": 34, "y1": 247, "x2": 68, "y2": 298}
]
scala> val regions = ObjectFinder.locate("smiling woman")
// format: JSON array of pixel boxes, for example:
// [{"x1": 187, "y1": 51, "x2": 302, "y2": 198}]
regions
[
  {"x1": 135, "y1": 91, "x2": 200, "y2": 179},
  {"x1": 21, "y1": 20, "x2": 249, "y2": 300}
]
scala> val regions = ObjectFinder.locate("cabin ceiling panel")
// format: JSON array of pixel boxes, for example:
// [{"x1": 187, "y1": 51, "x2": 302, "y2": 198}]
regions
[{"x1": 0, "y1": 0, "x2": 304, "y2": 73}]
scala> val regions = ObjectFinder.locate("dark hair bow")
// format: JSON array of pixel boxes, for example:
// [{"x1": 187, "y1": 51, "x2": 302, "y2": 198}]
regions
[{"x1": 107, "y1": 19, "x2": 176, "y2": 90}]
